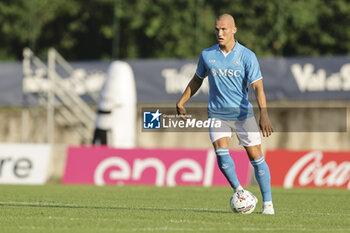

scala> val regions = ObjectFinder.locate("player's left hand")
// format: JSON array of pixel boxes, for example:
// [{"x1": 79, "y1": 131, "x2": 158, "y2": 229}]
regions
[
  {"x1": 176, "y1": 104, "x2": 187, "y2": 121},
  {"x1": 259, "y1": 111, "x2": 273, "y2": 137}
]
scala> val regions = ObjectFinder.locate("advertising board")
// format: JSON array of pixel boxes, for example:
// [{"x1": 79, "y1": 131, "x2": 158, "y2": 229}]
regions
[
  {"x1": 0, "y1": 143, "x2": 51, "y2": 184},
  {"x1": 62, "y1": 147, "x2": 251, "y2": 187},
  {"x1": 266, "y1": 150, "x2": 350, "y2": 189}
]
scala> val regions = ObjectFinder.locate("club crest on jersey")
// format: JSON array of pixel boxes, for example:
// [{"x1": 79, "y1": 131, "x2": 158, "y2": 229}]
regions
[{"x1": 234, "y1": 60, "x2": 241, "y2": 66}]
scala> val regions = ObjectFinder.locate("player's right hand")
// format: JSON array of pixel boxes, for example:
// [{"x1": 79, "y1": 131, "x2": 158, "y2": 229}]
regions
[
  {"x1": 259, "y1": 111, "x2": 273, "y2": 137},
  {"x1": 176, "y1": 104, "x2": 187, "y2": 121}
]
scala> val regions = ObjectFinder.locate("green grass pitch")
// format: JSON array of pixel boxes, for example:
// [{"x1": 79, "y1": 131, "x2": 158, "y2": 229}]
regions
[{"x1": 0, "y1": 185, "x2": 349, "y2": 233}]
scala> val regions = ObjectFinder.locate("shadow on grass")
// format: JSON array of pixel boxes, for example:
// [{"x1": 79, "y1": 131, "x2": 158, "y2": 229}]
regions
[{"x1": 0, "y1": 202, "x2": 230, "y2": 214}]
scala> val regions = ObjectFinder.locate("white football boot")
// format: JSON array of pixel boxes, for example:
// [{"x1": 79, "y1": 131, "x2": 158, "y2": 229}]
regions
[
  {"x1": 262, "y1": 201, "x2": 275, "y2": 215},
  {"x1": 234, "y1": 186, "x2": 258, "y2": 204},
  {"x1": 234, "y1": 185, "x2": 244, "y2": 193}
]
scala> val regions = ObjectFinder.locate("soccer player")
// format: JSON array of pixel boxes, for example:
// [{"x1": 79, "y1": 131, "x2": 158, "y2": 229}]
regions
[{"x1": 176, "y1": 14, "x2": 274, "y2": 214}]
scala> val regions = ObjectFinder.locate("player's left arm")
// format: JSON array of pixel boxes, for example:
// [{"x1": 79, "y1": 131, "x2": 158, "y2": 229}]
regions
[{"x1": 251, "y1": 79, "x2": 273, "y2": 137}]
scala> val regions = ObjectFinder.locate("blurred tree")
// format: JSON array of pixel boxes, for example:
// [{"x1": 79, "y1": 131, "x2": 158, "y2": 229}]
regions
[
  {"x1": 36, "y1": 0, "x2": 113, "y2": 60},
  {"x1": 0, "y1": 0, "x2": 349, "y2": 60},
  {"x1": 0, "y1": 0, "x2": 113, "y2": 60},
  {"x1": 281, "y1": 0, "x2": 332, "y2": 56},
  {"x1": 116, "y1": 0, "x2": 214, "y2": 58},
  {"x1": 0, "y1": 0, "x2": 35, "y2": 60}
]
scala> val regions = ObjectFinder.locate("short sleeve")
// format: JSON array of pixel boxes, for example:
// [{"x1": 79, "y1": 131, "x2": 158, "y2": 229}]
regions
[
  {"x1": 246, "y1": 53, "x2": 263, "y2": 84},
  {"x1": 195, "y1": 52, "x2": 208, "y2": 79}
]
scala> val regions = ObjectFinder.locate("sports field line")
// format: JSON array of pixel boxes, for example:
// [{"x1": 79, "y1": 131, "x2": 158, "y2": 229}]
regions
[
  {"x1": 14, "y1": 226, "x2": 350, "y2": 232},
  {"x1": 277, "y1": 210, "x2": 350, "y2": 217},
  {"x1": 1, "y1": 201, "x2": 350, "y2": 217},
  {"x1": 131, "y1": 227, "x2": 350, "y2": 232}
]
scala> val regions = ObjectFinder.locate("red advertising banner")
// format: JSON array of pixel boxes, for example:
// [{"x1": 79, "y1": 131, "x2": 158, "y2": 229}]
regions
[
  {"x1": 266, "y1": 150, "x2": 350, "y2": 189},
  {"x1": 62, "y1": 147, "x2": 251, "y2": 186}
]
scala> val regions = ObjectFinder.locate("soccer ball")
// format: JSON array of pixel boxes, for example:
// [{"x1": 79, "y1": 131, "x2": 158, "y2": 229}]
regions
[{"x1": 230, "y1": 190, "x2": 257, "y2": 214}]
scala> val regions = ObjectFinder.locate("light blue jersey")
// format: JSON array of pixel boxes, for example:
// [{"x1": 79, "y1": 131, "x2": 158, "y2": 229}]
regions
[{"x1": 196, "y1": 41, "x2": 262, "y2": 120}]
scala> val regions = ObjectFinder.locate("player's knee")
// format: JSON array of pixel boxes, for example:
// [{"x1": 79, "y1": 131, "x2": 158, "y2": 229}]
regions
[
  {"x1": 213, "y1": 137, "x2": 230, "y2": 149},
  {"x1": 245, "y1": 145, "x2": 263, "y2": 160}
]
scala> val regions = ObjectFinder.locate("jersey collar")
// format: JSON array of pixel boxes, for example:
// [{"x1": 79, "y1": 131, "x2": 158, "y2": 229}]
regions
[{"x1": 217, "y1": 40, "x2": 240, "y2": 57}]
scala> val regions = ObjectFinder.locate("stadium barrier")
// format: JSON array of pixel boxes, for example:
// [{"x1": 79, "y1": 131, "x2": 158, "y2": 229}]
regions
[
  {"x1": 2, "y1": 56, "x2": 350, "y2": 106},
  {"x1": 62, "y1": 146, "x2": 251, "y2": 187},
  {"x1": 266, "y1": 150, "x2": 350, "y2": 189},
  {"x1": 0, "y1": 143, "x2": 51, "y2": 184}
]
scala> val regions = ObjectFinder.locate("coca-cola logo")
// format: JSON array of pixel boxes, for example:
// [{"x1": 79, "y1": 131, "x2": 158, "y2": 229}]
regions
[{"x1": 284, "y1": 151, "x2": 350, "y2": 189}]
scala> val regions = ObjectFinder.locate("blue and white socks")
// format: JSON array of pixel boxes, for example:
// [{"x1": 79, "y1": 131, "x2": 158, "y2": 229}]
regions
[
  {"x1": 216, "y1": 149, "x2": 272, "y2": 203},
  {"x1": 250, "y1": 156, "x2": 272, "y2": 202},
  {"x1": 215, "y1": 148, "x2": 242, "y2": 191}
]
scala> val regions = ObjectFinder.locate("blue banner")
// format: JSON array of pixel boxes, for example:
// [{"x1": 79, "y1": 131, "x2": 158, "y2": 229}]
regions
[{"x1": 1, "y1": 56, "x2": 350, "y2": 106}]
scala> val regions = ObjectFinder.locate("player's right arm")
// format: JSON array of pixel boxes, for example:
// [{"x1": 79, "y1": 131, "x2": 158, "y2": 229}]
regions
[{"x1": 176, "y1": 74, "x2": 203, "y2": 120}]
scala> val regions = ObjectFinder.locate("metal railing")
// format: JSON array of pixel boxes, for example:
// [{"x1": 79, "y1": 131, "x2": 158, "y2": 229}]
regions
[{"x1": 22, "y1": 48, "x2": 100, "y2": 144}]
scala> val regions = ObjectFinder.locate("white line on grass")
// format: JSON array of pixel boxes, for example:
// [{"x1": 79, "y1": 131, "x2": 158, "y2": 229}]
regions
[
  {"x1": 16, "y1": 225, "x2": 350, "y2": 232},
  {"x1": 132, "y1": 227, "x2": 350, "y2": 232},
  {"x1": 14, "y1": 226, "x2": 350, "y2": 232},
  {"x1": 1, "y1": 201, "x2": 350, "y2": 217},
  {"x1": 0, "y1": 201, "x2": 80, "y2": 207},
  {"x1": 277, "y1": 210, "x2": 350, "y2": 217}
]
